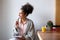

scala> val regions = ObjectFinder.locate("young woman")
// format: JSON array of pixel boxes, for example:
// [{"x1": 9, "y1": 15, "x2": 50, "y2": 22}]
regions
[{"x1": 14, "y1": 3, "x2": 35, "y2": 40}]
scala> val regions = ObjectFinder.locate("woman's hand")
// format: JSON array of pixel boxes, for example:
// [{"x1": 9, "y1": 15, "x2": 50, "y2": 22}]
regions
[
  {"x1": 21, "y1": 36, "x2": 26, "y2": 40},
  {"x1": 16, "y1": 36, "x2": 26, "y2": 40},
  {"x1": 15, "y1": 21, "x2": 19, "y2": 28}
]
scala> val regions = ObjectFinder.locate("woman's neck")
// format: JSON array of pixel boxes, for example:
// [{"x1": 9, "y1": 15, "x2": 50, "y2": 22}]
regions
[{"x1": 21, "y1": 18, "x2": 27, "y2": 23}]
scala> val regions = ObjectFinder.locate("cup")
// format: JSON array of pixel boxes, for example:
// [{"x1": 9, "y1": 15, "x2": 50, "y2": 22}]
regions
[{"x1": 42, "y1": 26, "x2": 46, "y2": 32}]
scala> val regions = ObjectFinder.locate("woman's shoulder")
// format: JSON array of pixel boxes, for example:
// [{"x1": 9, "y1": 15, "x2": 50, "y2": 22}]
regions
[
  {"x1": 27, "y1": 18, "x2": 34, "y2": 24},
  {"x1": 27, "y1": 18, "x2": 33, "y2": 22}
]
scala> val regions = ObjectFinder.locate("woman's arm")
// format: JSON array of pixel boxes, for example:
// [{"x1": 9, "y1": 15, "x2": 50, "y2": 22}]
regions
[
  {"x1": 24, "y1": 22, "x2": 35, "y2": 40},
  {"x1": 13, "y1": 19, "x2": 20, "y2": 36}
]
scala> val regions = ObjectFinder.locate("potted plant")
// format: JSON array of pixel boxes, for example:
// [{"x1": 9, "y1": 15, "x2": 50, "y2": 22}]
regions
[{"x1": 46, "y1": 21, "x2": 53, "y2": 30}]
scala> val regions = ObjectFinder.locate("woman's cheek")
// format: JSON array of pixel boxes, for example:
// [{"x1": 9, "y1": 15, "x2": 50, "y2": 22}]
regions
[{"x1": 20, "y1": 14, "x2": 24, "y2": 18}]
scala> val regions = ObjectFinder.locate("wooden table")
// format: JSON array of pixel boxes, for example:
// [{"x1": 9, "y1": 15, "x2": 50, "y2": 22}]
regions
[{"x1": 37, "y1": 31, "x2": 60, "y2": 40}]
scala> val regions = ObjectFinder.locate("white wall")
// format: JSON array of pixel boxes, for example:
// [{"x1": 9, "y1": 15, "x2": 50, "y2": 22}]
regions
[
  {"x1": 0, "y1": 0, "x2": 1, "y2": 38},
  {"x1": 0, "y1": 0, "x2": 56, "y2": 40},
  {"x1": 0, "y1": 0, "x2": 2, "y2": 40}
]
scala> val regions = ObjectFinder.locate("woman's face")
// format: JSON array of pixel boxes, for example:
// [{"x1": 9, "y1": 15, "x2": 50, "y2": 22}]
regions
[{"x1": 19, "y1": 10, "x2": 26, "y2": 19}]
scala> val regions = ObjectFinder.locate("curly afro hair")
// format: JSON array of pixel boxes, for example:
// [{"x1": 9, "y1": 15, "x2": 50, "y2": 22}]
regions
[{"x1": 21, "y1": 3, "x2": 34, "y2": 16}]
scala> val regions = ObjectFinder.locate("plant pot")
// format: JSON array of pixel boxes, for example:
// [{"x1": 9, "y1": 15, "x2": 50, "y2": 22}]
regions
[{"x1": 46, "y1": 27, "x2": 52, "y2": 31}]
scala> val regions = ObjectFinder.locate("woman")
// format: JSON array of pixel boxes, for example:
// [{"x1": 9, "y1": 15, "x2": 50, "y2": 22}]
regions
[{"x1": 14, "y1": 3, "x2": 35, "y2": 40}]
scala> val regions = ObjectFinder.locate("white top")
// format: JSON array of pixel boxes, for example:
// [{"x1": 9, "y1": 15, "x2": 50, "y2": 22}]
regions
[{"x1": 18, "y1": 18, "x2": 28, "y2": 36}]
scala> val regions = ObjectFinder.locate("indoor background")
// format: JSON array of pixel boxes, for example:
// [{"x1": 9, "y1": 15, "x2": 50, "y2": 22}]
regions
[{"x1": 0, "y1": 0, "x2": 55, "y2": 40}]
